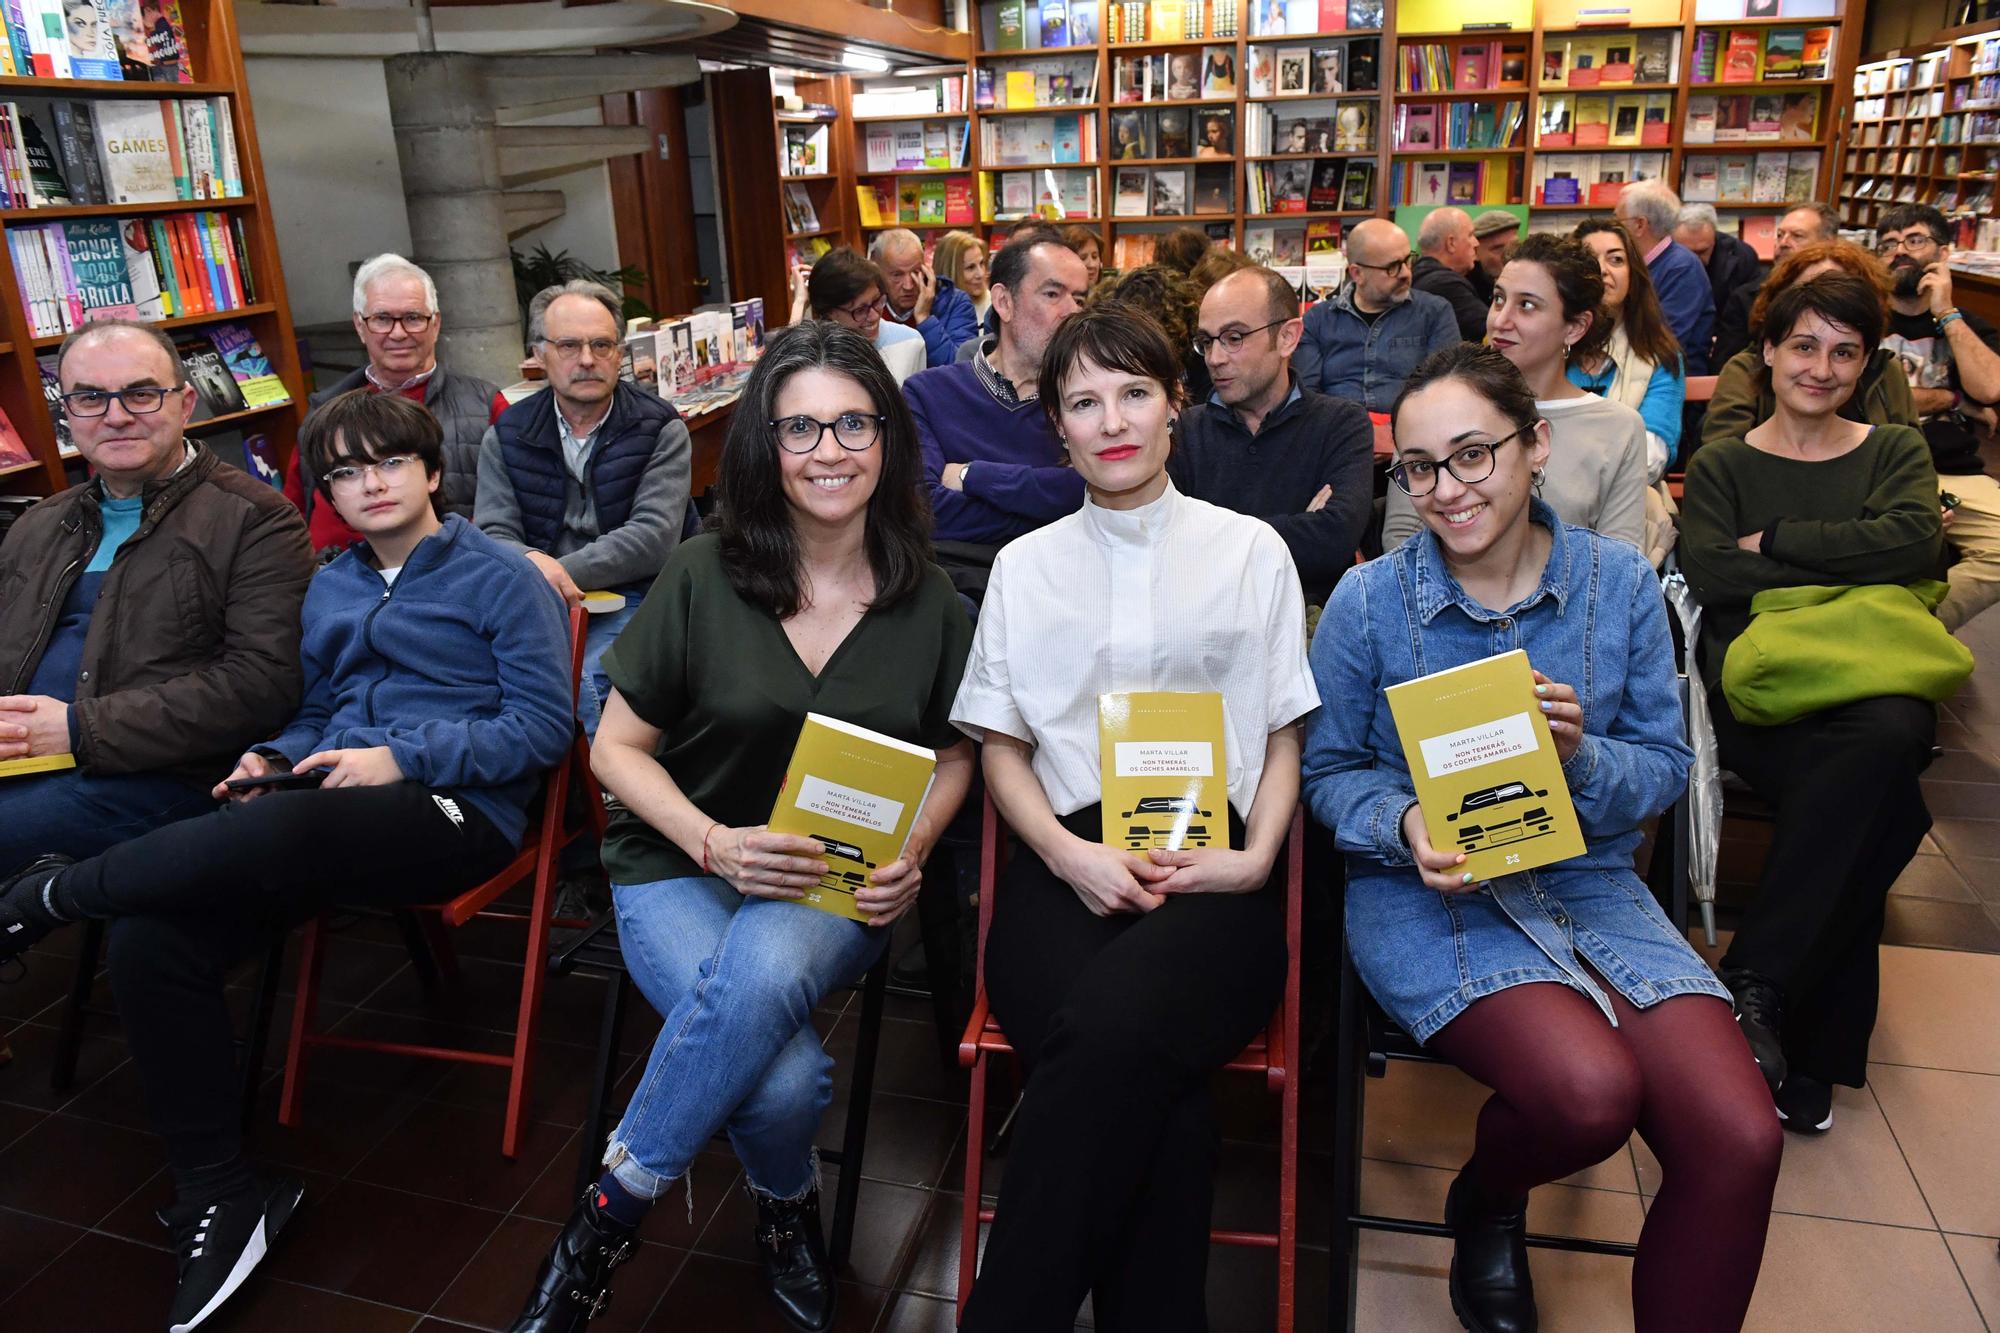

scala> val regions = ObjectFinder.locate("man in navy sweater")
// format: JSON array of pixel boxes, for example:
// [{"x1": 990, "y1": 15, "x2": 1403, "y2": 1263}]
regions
[
  {"x1": 1616, "y1": 180, "x2": 1717, "y2": 375},
  {"x1": 905, "y1": 233, "x2": 1091, "y2": 578},
  {"x1": 1172, "y1": 266, "x2": 1375, "y2": 605}
]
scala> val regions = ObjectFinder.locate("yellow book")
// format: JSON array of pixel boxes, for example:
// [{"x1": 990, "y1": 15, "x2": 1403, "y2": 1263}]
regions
[
  {"x1": 1098, "y1": 691, "x2": 1229, "y2": 852},
  {"x1": 580, "y1": 590, "x2": 627, "y2": 615},
  {"x1": 0, "y1": 753, "x2": 77, "y2": 779},
  {"x1": 767, "y1": 713, "x2": 939, "y2": 922},
  {"x1": 1383, "y1": 649, "x2": 1585, "y2": 882},
  {"x1": 1148, "y1": 0, "x2": 1185, "y2": 44},
  {"x1": 1005, "y1": 70, "x2": 1037, "y2": 109},
  {"x1": 855, "y1": 184, "x2": 883, "y2": 228}
]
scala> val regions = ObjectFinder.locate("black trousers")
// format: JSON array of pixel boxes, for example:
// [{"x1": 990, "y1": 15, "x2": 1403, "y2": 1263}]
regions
[
  {"x1": 59, "y1": 783, "x2": 515, "y2": 1174},
  {"x1": 1711, "y1": 692, "x2": 1936, "y2": 1086},
  {"x1": 960, "y1": 807, "x2": 1285, "y2": 1333}
]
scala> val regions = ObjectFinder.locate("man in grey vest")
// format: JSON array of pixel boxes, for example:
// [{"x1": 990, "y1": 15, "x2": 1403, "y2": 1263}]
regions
[
  {"x1": 475, "y1": 280, "x2": 690, "y2": 738},
  {"x1": 284, "y1": 253, "x2": 506, "y2": 552}
]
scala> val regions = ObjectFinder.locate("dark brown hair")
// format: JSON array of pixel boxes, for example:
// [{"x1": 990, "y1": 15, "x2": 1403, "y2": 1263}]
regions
[
  {"x1": 300, "y1": 389, "x2": 445, "y2": 517},
  {"x1": 805, "y1": 249, "x2": 884, "y2": 319},
  {"x1": 1391, "y1": 342, "x2": 1540, "y2": 441},
  {"x1": 1748, "y1": 240, "x2": 1890, "y2": 344},
  {"x1": 1572, "y1": 217, "x2": 1682, "y2": 370},
  {"x1": 1038, "y1": 304, "x2": 1187, "y2": 425},
  {"x1": 1505, "y1": 232, "x2": 1613, "y2": 363},
  {"x1": 715, "y1": 321, "x2": 932, "y2": 617},
  {"x1": 1090, "y1": 264, "x2": 1202, "y2": 359},
  {"x1": 1759, "y1": 273, "x2": 1885, "y2": 362},
  {"x1": 1189, "y1": 245, "x2": 1258, "y2": 298},
  {"x1": 1155, "y1": 226, "x2": 1212, "y2": 275}
]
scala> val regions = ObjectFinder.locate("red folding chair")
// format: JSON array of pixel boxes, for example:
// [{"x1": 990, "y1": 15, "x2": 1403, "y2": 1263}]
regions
[
  {"x1": 277, "y1": 604, "x2": 607, "y2": 1158},
  {"x1": 955, "y1": 793, "x2": 1305, "y2": 1330}
]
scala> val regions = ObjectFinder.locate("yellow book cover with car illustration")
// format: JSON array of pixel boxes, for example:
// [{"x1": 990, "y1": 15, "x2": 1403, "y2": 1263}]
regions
[
  {"x1": 1099, "y1": 691, "x2": 1230, "y2": 852},
  {"x1": 1384, "y1": 650, "x2": 1585, "y2": 882},
  {"x1": 768, "y1": 713, "x2": 938, "y2": 922}
]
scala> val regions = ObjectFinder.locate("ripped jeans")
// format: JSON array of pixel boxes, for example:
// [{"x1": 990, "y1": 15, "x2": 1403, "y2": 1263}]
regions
[{"x1": 603, "y1": 874, "x2": 887, "y2": 1202}]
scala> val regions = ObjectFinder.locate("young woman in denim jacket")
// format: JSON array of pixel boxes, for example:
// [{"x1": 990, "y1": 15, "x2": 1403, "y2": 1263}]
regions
[{"x1": 1304, "y1": 343, "x2": 1781, "y2": 1333}]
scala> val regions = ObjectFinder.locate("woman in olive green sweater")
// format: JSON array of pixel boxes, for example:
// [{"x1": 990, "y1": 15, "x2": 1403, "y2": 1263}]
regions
[
  {"x1": 1699, "y1": 239, "x2": 1919, "y2": 452},
  {"x1": 1681, "y1": 273, "x2": 1943, "y2": 1139}
]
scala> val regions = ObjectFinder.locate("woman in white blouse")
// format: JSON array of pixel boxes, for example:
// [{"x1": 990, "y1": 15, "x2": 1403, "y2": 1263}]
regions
[{"x1": 950, "y1": 306, "x2": 1319, "y2": 1333}]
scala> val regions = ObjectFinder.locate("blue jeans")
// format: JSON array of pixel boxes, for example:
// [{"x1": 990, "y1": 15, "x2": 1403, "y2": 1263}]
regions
[
  {"x1": 578, "y1": 602, "x2": 639, "y2": 740},
  {"x1": 0, "y1": 767, "x2": 213, "y2": 876},
  {"x1": 605, "y1": 875, "x2": 887, "y2": 1201}
]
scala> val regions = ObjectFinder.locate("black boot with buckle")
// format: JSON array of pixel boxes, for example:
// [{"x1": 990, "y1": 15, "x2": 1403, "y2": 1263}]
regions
[
  {"x1": 1446, "y1": 1163, "x2": 1538, "y2": 1333},
  {"x1": 507, "y1": 1186, "x2": 637, "y2": 1333},
  {"x1": 754, "y1": 1186, "x2": 836, "y2": 1333}
]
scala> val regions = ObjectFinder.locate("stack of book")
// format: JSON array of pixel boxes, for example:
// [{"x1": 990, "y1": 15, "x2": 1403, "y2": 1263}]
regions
[
  {"x1": 9, "y1": 210, "x2": 254, "y2": 338},
  {"x1": 981, "y1": 166, "x2": 1097, "y2": 221},
  {"x1": 1248, "y1": 156, "x2": 1372, "y2": 212},
  {"x1": 1244, "y1": 99, "x2": 1375, "y2": 154},
  {"x1": 856, "y1": 176, "x2": 977, "y2": 226},
  {"x1": 1390, "y1": 157, "x2": 1523, "y2": 207},
  {"x1": 0, "y1": 97, "x2": 241, "y2": 208},
  {"x1": 1393, "y1": 101, "x2": 1526, "y2": 152},
  {"x1": 861, "y1": 119, "x2": 974, "y2": 172},
  {"x1": 1399, "y1": 39, "x2": 1529, "y2": 92},
  {"x1": 1680, "y1": 149, "x2": 1821, "y2": 205},
  {"x1": 1540, "y1": 31, "x2": 1680, "y2": 88},
  {"x1": 1248, "y1": 38, "x2": 1380, "y2": 96},
  {"x1": 1530, "y1": 151, "x2": 1668, "y2": 205},
  {"x1": 1685, "y1": 92, "x2": 1822, "y2": 145},
  {"x1": 1689, "y1": 26, "x2": 1833, "y2": 85},
  {"x1": 979, "y1": 113, "x2": 1099, "y2": 166}
]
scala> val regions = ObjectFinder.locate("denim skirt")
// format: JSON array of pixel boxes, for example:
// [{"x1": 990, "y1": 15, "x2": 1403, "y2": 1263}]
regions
[{"x1": 1345, "y1": 863, "x2": 1730, "y2": 1044}]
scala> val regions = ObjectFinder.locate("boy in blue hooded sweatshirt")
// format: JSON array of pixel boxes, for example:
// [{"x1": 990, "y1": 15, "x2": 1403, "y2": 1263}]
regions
[{"x1": 0, "y1": 389, "x2": 575, "y2": 1333}]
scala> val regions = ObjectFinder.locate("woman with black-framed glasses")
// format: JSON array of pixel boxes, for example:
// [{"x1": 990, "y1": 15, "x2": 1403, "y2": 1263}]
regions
[
  {"x1": 1307, "y1": 342, "x2": 1781, "y2": 1333},
  {"x1": 507, "y1": 320, "x2": 975, "y2": 1333}
]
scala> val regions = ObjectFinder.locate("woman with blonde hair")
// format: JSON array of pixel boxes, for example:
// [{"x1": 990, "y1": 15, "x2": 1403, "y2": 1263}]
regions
[
  {"x1": 1701, "y1": 239, "x2": 1917, "y2": 450},
  {"x1": 933, "y1": 229, "x2": 992, "y2": 324}
]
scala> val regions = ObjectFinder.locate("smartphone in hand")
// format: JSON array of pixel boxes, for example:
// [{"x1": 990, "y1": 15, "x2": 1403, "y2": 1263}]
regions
[{"x1": 222, "y1": 769, "x2": 327, "y2": 794}]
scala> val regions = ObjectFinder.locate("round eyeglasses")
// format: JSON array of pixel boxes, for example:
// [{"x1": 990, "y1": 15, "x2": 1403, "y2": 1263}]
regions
[{"x1": 770, "y1": 412, "x2": 884, "y2": 454}]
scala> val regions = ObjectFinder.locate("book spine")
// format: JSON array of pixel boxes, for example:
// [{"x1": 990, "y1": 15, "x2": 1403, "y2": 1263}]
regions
[
  {"x1": 161, "y1": 214, "x2": 193, "y2": 314},
  {"x1": 48, "y1": 101, "x2": 89, "y2": 205},
  {"x1": 7, "y1": 230, "x2": 39, "y2": 336},
  {"x1": 8, "y1": 100, "x2": 38, "y2": 208},
  {"x1": 214, "y1": 96, "x2": 241, "y2": 197},
  {"x1": 207, "y1": 212, "x2": 240, "y2": 307},
  {"x1": 46, "y1": 224, "x2": 82, "y2": 330},
  {"x1": 161, "y1": 99, "x2": 189, "y2": 199},
  {"x1": 146, "y1": 216, "x2": 177, "y2": 316},
  {"x1": 182, "y1": 212, "x2": 217, "y2": 311}
]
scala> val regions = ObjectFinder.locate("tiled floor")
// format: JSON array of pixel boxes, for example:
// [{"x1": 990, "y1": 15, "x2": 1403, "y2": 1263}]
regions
[{"x1": 6, "y1": 642, "x2": 2000, "y2": 1333}]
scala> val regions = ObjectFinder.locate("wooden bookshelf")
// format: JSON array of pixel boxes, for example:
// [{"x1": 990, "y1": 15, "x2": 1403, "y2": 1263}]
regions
[
  {"x1": 0, "y1": 0, "x2": 304, "y2": 498},
  {"x1": 1840, "y1": 24, "x2": 2000, "y2": 241}
]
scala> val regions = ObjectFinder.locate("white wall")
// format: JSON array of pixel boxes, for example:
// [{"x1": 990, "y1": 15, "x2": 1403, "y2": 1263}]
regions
[{"x1": 245, "y1": 56, "x2": 410, "y2": 328}]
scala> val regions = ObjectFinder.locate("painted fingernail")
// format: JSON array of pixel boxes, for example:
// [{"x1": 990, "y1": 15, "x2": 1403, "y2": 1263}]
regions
[
  {"x1": 1540, "y1": 700, "x2": 1554, "y2": 711},
  {"x1": 1533, "y1": 684, "x2": 1548, "y2": 695},
  {"x1": 1460, "y1": 872, "x2": 1474, "y2": 885}
]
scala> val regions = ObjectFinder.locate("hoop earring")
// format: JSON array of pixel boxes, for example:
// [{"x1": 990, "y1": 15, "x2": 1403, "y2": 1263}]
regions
[
  {"x1": 1562, "y1": 341, "x2": 1574, "y2": 361},
  {"x1": 1531, "y1": 467, "x2": 1546, "y2": 495}
]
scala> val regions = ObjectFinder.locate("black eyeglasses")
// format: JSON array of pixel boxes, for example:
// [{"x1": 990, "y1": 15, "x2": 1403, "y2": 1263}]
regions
[
  {"x1": 1349, "y1": 255, "x2": 1413, "y2": 276},
  {"x1": 770, "y1": 412, "x2": 884, "y2": 454},
  {"x1": 362, "y1": 311, "x2": 436, "y2": 335},
  {"x1": 1387, "y1": 426, "x2": 1533, "y2": 497},
  {"x1": 1192, "y1": 319, "x2": 1288, "y2": 357},
  {"x1": 61, "y1": 386, "x2": 170, "y2": 418}
]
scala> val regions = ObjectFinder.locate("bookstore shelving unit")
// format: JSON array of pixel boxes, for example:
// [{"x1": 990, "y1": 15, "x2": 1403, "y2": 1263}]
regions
[
  {"x1": 777, "y1": 77, "x2": 858, "y2": 265},
  {"x1": 1842, "y1": 24, "x2": 2000, "y2": 242},
  {"x1": 0, "y1": 0, "x2": 304, "y2": 497}
]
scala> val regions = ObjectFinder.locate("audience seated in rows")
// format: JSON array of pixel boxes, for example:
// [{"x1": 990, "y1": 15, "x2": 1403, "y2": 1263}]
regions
[
  {"x1": 792, "y1": 248, "x2": 926, "y2": 385},
  {"x1": 1876, "y1": 202, "x2": 2000, "y2": 631},
  {"x1": 1614, "y1": 180, "x2": 1716, "y2": 376},
  {"x1": 1307, "y1": 341, "x2": 1782, "y2": 1333},
  {"x1": 933, "y1": 229, "x2": 992, "y2": 326},
  {"x1": 0, "y1": 320, "x2": 313, "y2": 874},
  {"x1": 1170, "y1": 265, "x2": 1375, "y2": 605},
  {"x1": 285, "y1": 253, "x2": 506, "y2": 553},
  {"x1": 1680, "y1": 273, "x2": 1946, "y2": 1135},
  {"x1": 1294, "y1": 218, "x2": 1460, "y2": 412},
  {"x1": 1467, "y1": 209, "x2": 1523, "y2": 307},
  {"x1": 1572, "y1": 218, "x2": 1687, "y2": 481},
  {"x1": 1, "y1": 389, "x2": 575, "y2": 1333},
  {"x1": 1384, "y1": 234, "x2": 1649, "y2": 556},
  {"x1": 1675, "y1": 202, "x2": 1767, "y2": 348},
  {"x1": 1702, "y1": 241, "x2": 1918, "y2": 451},
  {"x1": 507, "y1": 321, "x2": 975, "y2": 1333},
  {"x1": 474, "y1": 280, "x2": 691, "y2": 737},
  {"x1": 1711, "y1": 203, "x2": 1841, "y2": 368},
  {"x1": 950, "y1": 308, "x2": 1317, "y2": 1333},
  {"x1": 869, "y1": 228, "x2": 979, "y2": 367},
  {"x1": 1411, "y1": 206, "x2": 1490, "y2": 343},
  {"x1": 906, "y1": 230, "x2": 1090, "y2": 589}
]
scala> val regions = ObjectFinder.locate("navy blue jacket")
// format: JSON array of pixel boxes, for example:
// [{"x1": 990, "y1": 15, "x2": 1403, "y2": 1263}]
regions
[{"x1": 264, "y1": 515, "x2": 574, "y2": 847}]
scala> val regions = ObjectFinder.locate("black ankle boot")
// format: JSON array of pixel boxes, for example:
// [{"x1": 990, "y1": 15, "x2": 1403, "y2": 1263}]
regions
[
  {"x1": 0, "y1": 855, "x2": 72, "y2": 961},
  {"x1": 754, "y1": 1187, "x2": 835, "y2": 1333},
  {"x1": 507, "y1": 1186, "x2": 638, "y2": 1333},
  {"x1": 1721, "y1": 965, "x2": 1787, "y2": 1096},
  {"x1": 1445, "y1": 1166, "x2": 1537, "y2": 1333}
]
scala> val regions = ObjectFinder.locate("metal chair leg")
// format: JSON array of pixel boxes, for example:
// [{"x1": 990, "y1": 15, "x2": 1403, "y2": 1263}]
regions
[
  {"x1": 51, "y1": 918, "x2": 105, "y2": 1092},
  {"x1": 1327, "y1": 950, "x2": 1368, "y2": 1333},
  {"x1": 828, "y1": 953, "x2": 889, "y2": 1267}
]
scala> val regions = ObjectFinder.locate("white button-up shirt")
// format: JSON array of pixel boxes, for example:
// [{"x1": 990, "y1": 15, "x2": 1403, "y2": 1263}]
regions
[{"x1": 952, "y1": 483, "x2": 1320, "y2": 817}]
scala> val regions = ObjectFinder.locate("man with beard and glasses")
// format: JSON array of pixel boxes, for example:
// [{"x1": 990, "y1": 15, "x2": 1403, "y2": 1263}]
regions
[
  {"x1": 1877, "y1": 203, "x2": 2000, "y2": 632},
  {"x1": 1293, "y1": 218, "x2": 1459, "y2": 412}
]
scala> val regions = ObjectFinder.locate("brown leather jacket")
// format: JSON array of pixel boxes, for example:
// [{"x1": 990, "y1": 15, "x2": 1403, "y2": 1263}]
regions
[{"x1": 0, "y1": 443, "x2": 313, "y2": 780}]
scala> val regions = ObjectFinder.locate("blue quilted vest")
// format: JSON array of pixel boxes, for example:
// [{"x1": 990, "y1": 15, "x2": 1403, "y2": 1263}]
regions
[{"x1": 493, "y1": 381, "x2": 676, "y2": 558}]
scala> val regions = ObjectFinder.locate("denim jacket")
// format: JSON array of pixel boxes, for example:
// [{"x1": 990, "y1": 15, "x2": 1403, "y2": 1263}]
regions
[
  {"x1": 1291, "y1": 285, "x2": 1461, "y2": 413},
  {"x1": 1303, "y1": 500, "x2": 1692, "y2": 876}
]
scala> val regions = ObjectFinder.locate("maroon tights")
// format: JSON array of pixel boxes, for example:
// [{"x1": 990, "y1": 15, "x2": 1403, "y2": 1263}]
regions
[{"x1": 1428, "y1": 980, "x2": 1783, "y2": 1333}]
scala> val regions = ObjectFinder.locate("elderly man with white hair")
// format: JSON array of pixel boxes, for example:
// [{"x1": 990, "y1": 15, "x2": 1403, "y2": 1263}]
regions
[
  {"x1": 868, "y1": 227, "x2": 980, "y2": 366},
  {"x1": 1674, "y1": 201, "x2": 1766, "y2": 309},
  {"x1": 1410, "y1": 205, "x2": 1488, "y2": 341},
  {"x1": 284, "y1": 253, "x2": 506, "y2": 552},
  {"x1": 1614, "y1": 180, "x2": 1717, "y2": 373}
]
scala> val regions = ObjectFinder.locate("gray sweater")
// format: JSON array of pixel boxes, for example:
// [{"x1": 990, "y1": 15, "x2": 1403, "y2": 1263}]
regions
[{"x1": 1381, "y1": 393, "x2": 1649, "y2": 554}]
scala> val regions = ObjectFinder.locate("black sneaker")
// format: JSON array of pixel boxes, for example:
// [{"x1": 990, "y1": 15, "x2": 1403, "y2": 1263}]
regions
[
  {"x1": 1776, "y1": 1075, "x2": 1835, "y2": 1136},
  {"x1": 1721, "y1": 967, "x2": 1787, "y2": 1096},
  {"x1": 0, "y1": 855, "x2": 72, "y2": 961},
  {"x1": 163, "y1": 1175, "x2": 303, "y2": 1332}
]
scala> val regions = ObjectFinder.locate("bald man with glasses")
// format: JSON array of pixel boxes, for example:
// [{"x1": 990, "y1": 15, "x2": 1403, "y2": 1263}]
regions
[{"x1": 1293, "y1": 217, "x2": 1460, "y2": 413}]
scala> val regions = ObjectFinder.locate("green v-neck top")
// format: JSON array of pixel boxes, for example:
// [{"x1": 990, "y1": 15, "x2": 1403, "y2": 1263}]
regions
[{"x1": 599, "y1": 533, "x2": 973, "y2": 885}]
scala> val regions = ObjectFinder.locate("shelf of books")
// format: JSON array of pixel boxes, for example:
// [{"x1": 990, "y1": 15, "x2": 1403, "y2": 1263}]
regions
[
  {"x1": 0, "y1": 0, "x2": 304, "y2": 496},
  {"x1": 1842, "y1": 26, "x2": 2000, "y2": 248},
  {"x1": 848, "y1": 71, "x2": 976, "y2": 248}
]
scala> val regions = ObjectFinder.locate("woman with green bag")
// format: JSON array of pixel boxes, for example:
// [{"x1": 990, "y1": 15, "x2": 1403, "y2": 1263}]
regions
[{"x1": 1680, "y1": 272, "x2": 1947, "y2": 1138}]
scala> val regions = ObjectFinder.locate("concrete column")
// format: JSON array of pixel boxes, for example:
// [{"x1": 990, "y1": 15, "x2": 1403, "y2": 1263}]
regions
[{"x1": 383, "y1": 52, "x2": 524, "y2": 390}]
